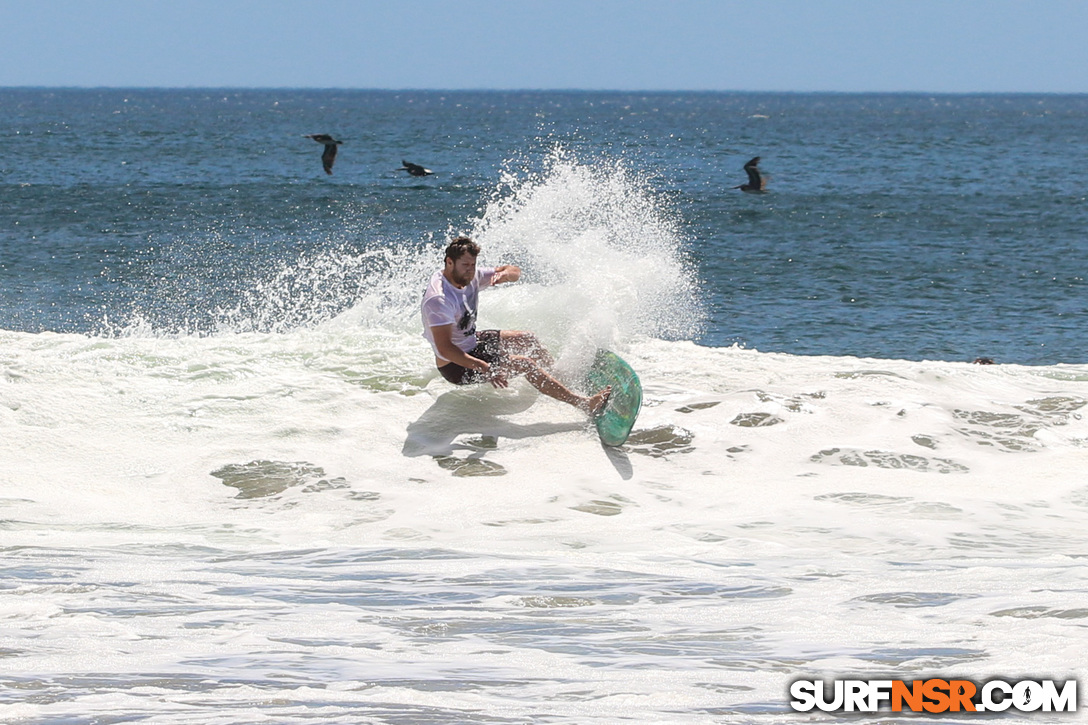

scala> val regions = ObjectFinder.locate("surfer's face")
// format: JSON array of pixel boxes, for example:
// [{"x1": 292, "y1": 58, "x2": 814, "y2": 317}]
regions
[{"x1": 445, "y1": 253, "x2": 476, "y2": 288}]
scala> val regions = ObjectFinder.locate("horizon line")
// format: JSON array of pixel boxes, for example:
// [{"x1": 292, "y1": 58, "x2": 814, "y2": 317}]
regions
[{"x1": 2, "y1": 85, "x2": 1087, "y2": 96}]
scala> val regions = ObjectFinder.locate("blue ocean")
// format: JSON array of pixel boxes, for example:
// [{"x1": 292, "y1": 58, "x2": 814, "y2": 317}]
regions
[{"x1": 2, "y1": 90, "x2": 1086, "y2": 723}]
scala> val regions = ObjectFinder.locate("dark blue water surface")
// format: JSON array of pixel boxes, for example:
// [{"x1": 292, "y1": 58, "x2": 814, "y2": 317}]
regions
[{"x1": 2, "y1": 89, "x2": 1087, "y2": 364}]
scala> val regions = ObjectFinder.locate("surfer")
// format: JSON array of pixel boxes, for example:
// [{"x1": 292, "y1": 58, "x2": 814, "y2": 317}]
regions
[{"x1": 421, "y1": 237, "x2": 611, "y2": 417}]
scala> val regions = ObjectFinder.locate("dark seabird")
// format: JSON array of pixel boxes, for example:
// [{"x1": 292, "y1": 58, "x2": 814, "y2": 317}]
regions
[
  {"x1": 399, "y1": 160, "x2": 434, "y2": 177},
  {"x1": 304, "y1": 134, "x2": 343, "y2": 175},
  {"x1": 733, "y1": 156, "x2": 767, "y2": 193}
]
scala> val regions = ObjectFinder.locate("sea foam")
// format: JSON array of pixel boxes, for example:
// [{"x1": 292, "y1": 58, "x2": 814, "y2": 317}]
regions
[{"x1": 3, "y1": 155, "x2": 1086, "y2": 724}]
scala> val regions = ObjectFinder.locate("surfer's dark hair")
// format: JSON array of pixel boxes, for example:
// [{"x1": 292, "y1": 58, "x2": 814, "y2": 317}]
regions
[{"x1": 445, "y1": 237, "x2": 480, "y2": 261}]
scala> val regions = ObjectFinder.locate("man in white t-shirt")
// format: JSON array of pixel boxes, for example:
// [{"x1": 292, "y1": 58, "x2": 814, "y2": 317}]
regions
[{"x1": 421, "y1": 237, "x2": 610, "y2": 416}]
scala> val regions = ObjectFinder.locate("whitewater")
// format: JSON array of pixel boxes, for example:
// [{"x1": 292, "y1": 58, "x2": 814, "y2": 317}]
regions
[{"x1": 2, "y1": 157, "x2": 1087, "y2": 724}]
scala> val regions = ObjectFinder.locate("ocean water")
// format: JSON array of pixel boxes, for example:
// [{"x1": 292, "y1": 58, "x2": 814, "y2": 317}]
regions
[{"x1": 2, "y1": 89, "x2": 1087, "y2": 723}]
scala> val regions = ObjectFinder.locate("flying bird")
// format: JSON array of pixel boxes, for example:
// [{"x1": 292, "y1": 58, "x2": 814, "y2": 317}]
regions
[
  {"x1": 304, "y1": 134, "x2": 343, "y2": 175},
  {"x1": 733, "y1": 156, "x2": 767, "y2": 193},
  {"x1": 399, "y1": 160, "x2": 434, "y2": 177}
]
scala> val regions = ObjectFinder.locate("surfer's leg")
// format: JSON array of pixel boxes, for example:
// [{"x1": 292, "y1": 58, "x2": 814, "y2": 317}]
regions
[
  {"x1": 498, "y1": 330, "x2": 554, "y2": 369},
  {"x1": 502, "y1": 354, "x2": 610, "y2": 415}
]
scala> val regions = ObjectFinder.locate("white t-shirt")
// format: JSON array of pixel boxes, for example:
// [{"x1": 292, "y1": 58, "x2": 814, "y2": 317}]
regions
[{"x1": 421, "y1": 267, "x2": 496, "y2": 362}]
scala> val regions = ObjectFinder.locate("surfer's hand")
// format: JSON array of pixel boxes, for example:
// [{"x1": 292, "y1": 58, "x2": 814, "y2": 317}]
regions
[
  {"x1": 492, "y1": 265, "x2": 521, "y2": 285},
  {"x1": 489, "y1": 367, "x2": 509, "y2": 389},
  {"x1": 472, "y1": 359, "x2": 506, "y2": 387}
]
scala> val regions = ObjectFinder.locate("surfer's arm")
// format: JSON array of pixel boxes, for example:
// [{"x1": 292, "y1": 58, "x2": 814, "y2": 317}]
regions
[
  {"x1": 430, "y1": 324, "x2": 489, "y2": 372},
  {"x1": 491, "y1": 265, "x2": 521, "y2": 285}
]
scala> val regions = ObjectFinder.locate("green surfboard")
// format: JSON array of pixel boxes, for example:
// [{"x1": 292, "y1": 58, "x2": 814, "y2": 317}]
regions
[{"x1": 584, "y1": 349, "x2": 643, "y2": 447}]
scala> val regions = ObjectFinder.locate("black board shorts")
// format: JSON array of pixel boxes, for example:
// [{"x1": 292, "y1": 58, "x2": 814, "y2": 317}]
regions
[{"x1": 438, "y1": 330, "x2": 503, "y2": 385}]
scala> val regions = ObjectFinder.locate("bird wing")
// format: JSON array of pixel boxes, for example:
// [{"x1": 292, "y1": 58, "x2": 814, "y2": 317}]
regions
[
  {"x1": 744, "y1": 157, "x2": 763, "y2": 189},
  {"x1": 399, "y1": 160, "x2": 436, "y2": 176},
  {"x1": 321, "y1": 144, "x2": 338, "y2": 174}
]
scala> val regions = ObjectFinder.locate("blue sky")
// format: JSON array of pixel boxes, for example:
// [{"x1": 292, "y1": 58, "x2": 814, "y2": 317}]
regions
[{"x1": 3, "y1": 0, "x2": 1087, "y2": 92}]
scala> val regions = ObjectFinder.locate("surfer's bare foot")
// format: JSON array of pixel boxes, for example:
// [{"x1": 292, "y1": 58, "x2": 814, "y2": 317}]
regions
[{"x1": 584, "y1": 386, "x2": 612, "y2": 418}]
